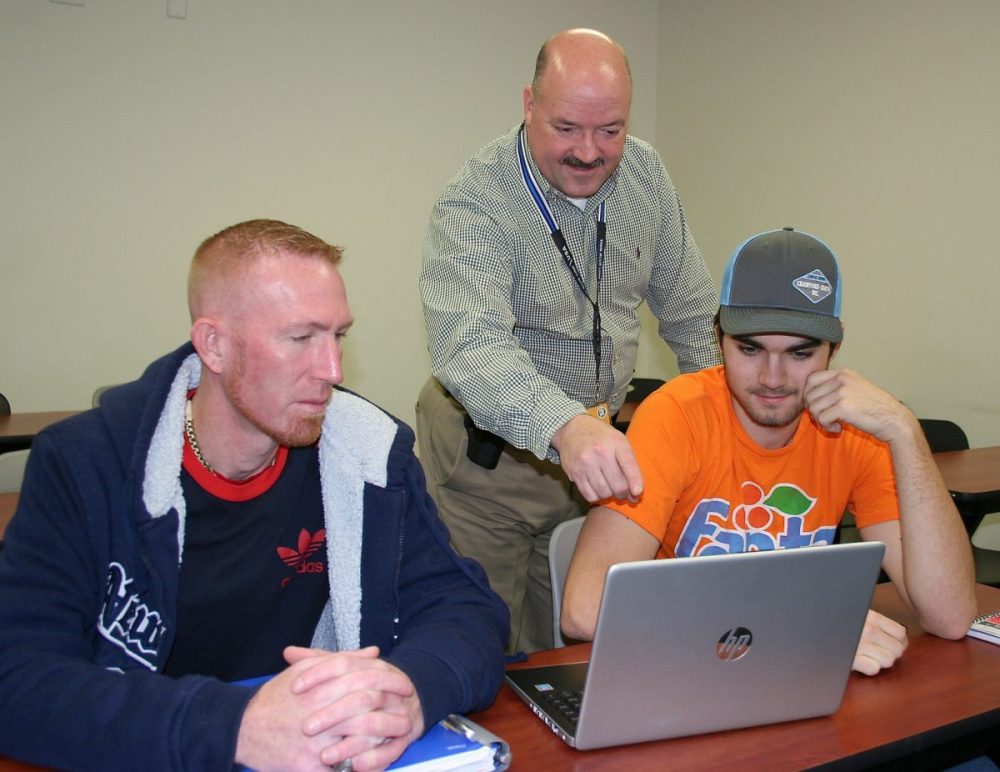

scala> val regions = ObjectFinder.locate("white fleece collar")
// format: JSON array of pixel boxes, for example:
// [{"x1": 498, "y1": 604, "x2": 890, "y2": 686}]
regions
[
  {"x1": 142, "y1": 354, "x2": 202, "y2": 551},
  {"x1": 318, "y1": 390, "x2": 397, "y2": 650},
  {"x1": 141, "y1": 353, "x2": 399, "y2": 652}
]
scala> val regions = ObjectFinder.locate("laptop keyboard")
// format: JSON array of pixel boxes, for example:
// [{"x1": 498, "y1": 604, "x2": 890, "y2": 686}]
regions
[{"x1": 544, "y1": 688, "x2": 584, "y2": 724}]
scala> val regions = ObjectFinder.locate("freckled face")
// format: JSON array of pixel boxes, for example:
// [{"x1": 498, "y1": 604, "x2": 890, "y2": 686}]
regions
[{"x1": 222, "y1": 256, "x2": 352, "y2": 447}]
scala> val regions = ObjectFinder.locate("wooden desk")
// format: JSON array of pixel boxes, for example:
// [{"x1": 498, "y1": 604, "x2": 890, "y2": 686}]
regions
[
  {"x1": 0, "y1": 412, "x2": 78, "y2": 453},
  {"x1": 0, "y1": 588, "x2": 997, "y2": 771},
  {"x1": 936, "y1": 447, "x2": 1000, "y2": 585},
  {"x1": 935, "y1": 446, "x2": 1000, "y2": 518},
  {"x1": 472, "y1": 583, "x2": 1000, "y2": 771},
  {"x1": 0, "y1": 492, "x2": 18, "y2": 542}
]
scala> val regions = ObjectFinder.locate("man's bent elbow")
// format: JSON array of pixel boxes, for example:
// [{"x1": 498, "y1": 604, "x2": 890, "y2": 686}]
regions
[
  {"x1": 920, "y1": 601, "x2": 977, "y2": 641},
  {"x1": 560, "y1": 598, "x2": 596, "y2": 642}
]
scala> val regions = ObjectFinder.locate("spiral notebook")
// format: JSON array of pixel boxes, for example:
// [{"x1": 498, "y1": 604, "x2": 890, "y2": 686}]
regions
[
  {"x1": 387, "y1": 715, "x2": 510, "y2": 771},
  {"x1": 967, "y1": 610, "x2": 1000, "y2": 645},
  {"x1": 506, "y1": 542, "x2": 884, "y2": 750}
]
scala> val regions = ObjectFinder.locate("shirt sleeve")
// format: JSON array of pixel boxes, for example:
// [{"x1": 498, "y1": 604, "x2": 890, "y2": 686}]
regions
[
  {"x1": 0, "y1": 428, "x2": 252, "y2": 771},
  {"x1": 381, "y1": 448, "x2": 509, "y2": 726},
  {"x1": 420, "y1": 186, "x2": 584, "y2": 460},
  {"x1": 604, "y1": 388, "x2": 695, "y2": 550},
  {"x1": 643, "y1": 155, "x2": 721, "y2": 372},
  {"x1": 845, "y1": 428, "x2": 901, "y2": 529}
]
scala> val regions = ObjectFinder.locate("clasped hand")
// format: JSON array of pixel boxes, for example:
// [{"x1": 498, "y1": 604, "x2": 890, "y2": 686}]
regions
[{"x1": 236, "y1": 645, "x2": 423, "y2": 772}]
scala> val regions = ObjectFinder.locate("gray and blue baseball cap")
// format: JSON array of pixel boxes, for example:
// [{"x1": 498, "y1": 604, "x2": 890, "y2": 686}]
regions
[{"x1": 719, "y1": 227, "x2": 843, "y2": 343}]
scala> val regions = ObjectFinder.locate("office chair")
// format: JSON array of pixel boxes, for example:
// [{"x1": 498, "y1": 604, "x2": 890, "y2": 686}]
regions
[
  {"x1": 92, "y1": 385, "x2": 114, "y2": 408},
  {"x1": 0, "y1": 392, "x2": 10, "y2": 416},
  {"x1": 919, "y1": 418, "x2": 1000, "y2": 588},
  {"x1": 834, "y1": 512, "x2": 861, "y2": 544},
  {"x1": 0, "y1": 449, "x2": 30, "y2": 494},
  {"x1": 548, "y1": 515, "x2": 586, "y2": 648},
  {"x1": 918, "y1": 419, "x2": 969, "y2": 454},
  {"x1": 834, "y1": 512, "x2": 890, "y2": 583}
]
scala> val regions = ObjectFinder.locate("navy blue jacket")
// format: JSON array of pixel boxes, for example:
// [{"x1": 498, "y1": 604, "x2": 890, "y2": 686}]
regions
[{"x1": 0, "y1": 343, "x2": 509, "y2": 770}]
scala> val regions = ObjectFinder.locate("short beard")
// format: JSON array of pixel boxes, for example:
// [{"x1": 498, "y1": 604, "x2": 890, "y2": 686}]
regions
[
  {"x1": 735, "y1": 388, "x2": 804, "y2": 429},
  {"x1": 226, "y1": 342, "x2": 326, "y2": 448},
  {"x1": 229, "y1": 381, "x2": 325, "y2": 447}
]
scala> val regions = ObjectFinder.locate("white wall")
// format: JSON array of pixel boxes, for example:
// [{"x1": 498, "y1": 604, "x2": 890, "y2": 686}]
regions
[
  {"x1": 656, "y1": 0, "x2": 1000, "y2": 446},
  {"x1": 4, "y1": 0, "x2": 998, "y2": 452},
  {"x1": 0, "y1": 0, "x2": 661, "y2": 428}
]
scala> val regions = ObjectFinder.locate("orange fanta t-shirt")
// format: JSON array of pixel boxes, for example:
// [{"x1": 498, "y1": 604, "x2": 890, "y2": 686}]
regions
[{"x1": 607, "y1": 367, "x2": 899, "y2": 558}]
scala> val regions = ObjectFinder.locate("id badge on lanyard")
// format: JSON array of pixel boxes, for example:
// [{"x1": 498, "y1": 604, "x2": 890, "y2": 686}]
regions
[{"x1": 517, "y1": 126, "x2": 608, "y2": 410}]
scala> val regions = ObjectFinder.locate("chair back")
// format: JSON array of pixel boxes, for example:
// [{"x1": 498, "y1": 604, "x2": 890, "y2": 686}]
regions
[
  {"x1": 548, "y1": 515, "x2": 586, "y2": 648},
  {"x1": 0, "y1": 392, "x2": 10, "y2": 416},
  {"x1": 918, "y1": 419, "x2": 969, "y2": 453},
  {"x1": 613, "y1": 378, "x2": 665, "y2": 432},
  {"x1": 916, "y1": 418, "x2": 1000, "y2": 586},
  {"x1": 0, "y1": 449, "x2": 30, "y2": 493},
  {"x1": 92, "y1": 385, "x2": 117, "y2": 408}
]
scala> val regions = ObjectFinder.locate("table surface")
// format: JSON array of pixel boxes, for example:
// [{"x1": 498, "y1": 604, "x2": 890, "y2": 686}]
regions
[
  {"x1": 934, "y1": 446, "x2": 1000, "y2": 498},
  {"x1": 470, "y1": 583, "x2": 1000, "y2": 771},
  {"x1": 0, "y1": 411, "x2": 79, "y2": 451},
  {"x1": 0, "y1": 492, "x2": 18, "y2": 541}
]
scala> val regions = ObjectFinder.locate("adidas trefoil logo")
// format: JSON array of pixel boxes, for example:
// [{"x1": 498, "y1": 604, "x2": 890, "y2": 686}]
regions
[{"x1": 277, "y1": 528, "x2": 326, "y2": 585}]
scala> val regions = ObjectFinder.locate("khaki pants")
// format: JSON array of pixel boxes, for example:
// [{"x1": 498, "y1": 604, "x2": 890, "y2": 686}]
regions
[{"x1": 415, "y1": 377, "x2": 585, "y2": 653}]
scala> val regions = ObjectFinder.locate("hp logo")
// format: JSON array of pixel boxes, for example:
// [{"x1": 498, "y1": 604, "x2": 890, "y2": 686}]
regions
[{"x1": 716, "y1": 627, "x2": 753, "y2": 662}]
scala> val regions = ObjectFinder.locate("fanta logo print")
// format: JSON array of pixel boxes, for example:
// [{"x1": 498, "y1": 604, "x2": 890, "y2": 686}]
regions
[
  {"x1": 676, "y1": 482, "x2": 837, "y2": 556},
  {"x1": 97, "y1": 562, "x2": 167, "y2": 669},
  {"x1": 277, "y1": 529, "x2": 326, "y2": 583}
]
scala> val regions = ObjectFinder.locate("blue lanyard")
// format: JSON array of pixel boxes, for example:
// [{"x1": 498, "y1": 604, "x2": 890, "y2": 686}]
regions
[{"x1": 517, "y1": 125, "x2": 607, "y2": 396}]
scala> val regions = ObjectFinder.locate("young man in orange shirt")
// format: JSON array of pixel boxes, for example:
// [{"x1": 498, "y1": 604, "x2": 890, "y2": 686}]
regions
[{"x1": 562, "y1": 227, "x2": 976, "y2": 675}]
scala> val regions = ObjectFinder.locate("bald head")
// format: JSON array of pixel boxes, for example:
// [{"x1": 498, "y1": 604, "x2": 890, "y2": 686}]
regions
[
  {"x1": 532, "y1": 28, "x2": 632, "y2": 101},
  {"x1": 523, "y1": 29, "x2": 632, "y2": 198}
]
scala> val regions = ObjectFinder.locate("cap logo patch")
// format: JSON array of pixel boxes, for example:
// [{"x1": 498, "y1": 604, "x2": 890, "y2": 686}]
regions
[{"x1": 792, "y1": 270, "x2": 832, "y2": 304}]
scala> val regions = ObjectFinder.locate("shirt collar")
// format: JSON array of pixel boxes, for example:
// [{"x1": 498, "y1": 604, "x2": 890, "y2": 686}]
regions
[{"x1": 516, "y1": 123, "x2": 619, "y2": 214}]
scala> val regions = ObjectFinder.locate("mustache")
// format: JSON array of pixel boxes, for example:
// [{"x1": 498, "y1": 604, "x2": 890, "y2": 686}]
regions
[{"x1": 561, "y1": 155, "x2": 606, "y2": 170}]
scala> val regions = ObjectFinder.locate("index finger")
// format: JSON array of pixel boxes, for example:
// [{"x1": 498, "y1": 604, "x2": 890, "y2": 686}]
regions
[
  {"x1": 614, "y1": 443, "x2": 643, "y2": 500},
  {"x1": 804, "y1": 368, "x2": 838, "y2": 389}
]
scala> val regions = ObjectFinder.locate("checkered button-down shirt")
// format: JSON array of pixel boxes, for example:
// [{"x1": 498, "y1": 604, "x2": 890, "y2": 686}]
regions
[{"x1": 421, "y1": 125, "x2": 720, "y2": 460}]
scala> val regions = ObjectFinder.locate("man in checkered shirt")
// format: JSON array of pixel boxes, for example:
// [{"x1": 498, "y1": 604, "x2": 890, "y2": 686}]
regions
[{"x1": 417, "y1": 28, "x2": 720, "y2": 653}]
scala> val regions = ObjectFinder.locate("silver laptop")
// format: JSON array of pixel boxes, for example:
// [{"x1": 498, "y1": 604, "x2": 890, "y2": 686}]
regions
[{"x1": 505, "y1": 542, "x2": 884, "y2": 750}]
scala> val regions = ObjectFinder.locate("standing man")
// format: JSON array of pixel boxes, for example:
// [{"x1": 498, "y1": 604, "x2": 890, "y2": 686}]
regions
[
  {"x1": 561, "y1": 227, "x2": 977, "y2": 674},
  {"x1": 0, "y1": 220, "x2": 508, "y2": 771},
  {"x1": 418, "y1": 28, "x2": 719, "y2": 653}
]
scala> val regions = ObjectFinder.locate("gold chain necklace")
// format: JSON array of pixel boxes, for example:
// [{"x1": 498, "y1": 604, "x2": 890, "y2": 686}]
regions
[{"x1": 184, "y1": 398, "x2": 214, "y2": 474}]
